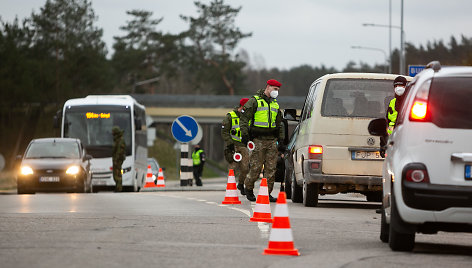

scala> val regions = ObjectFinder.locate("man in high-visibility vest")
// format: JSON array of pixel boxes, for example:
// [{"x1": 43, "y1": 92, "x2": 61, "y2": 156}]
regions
[
  {"x1": 192, "y1": 144, "x2": 205, "y2": 186},
  {"x1": 240, "y1": 79, "x2": 285, "y2": 202},
  {"x1": 380, "y1": 76, "x2": 408, "y2": 157},
  {"x1": 221, "y1": 98, "x2": 250, "y2": 195},
  {"x1": 387, "y1": 76, "x2": 408, "y2": 134}
]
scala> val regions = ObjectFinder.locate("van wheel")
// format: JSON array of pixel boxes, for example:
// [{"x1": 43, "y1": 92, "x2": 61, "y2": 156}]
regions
[
  {"x1": 303, "y1": 181, "x2": 319, "y2": 207},
  {"x1": 284, "y1": 168, "x2": 292, "y2": 199},
  {"x1": 380, "y1": 205, "x2": 389, "y2": 243},
  {"x1": 291, "y1": 170, "x2": 302, "y2": 203},
  {"x1": 389, "y1": 194, "x2": 415, "y2": 251}
]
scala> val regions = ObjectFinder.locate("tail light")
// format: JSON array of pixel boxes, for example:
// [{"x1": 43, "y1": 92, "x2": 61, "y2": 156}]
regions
[
  {"x1": 405, "y1": 168, "x2": 430, "y2": 183},
  {"x1": 409, "y1": 79, "x2": 431, "y2": 122},
  {"x1": 308, "y1": 145, "x2": 323, "y2": 159}
]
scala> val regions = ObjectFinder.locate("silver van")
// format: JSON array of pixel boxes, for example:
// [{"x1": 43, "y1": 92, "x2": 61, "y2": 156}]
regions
[{"x1": 286, "y1": 73, "x2": 411, "y2": 206}]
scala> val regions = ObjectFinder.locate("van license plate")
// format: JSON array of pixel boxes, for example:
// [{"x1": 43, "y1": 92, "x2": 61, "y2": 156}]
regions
[
  {"x1": 39, "y1": 176, "x2": 60, "y2": 182},
  {"x1": 465, "y1": 165, "x2": 471, "y2": 180},
  {"x1": 351, "y1": 151, "x2": 383, "y2": 160}
]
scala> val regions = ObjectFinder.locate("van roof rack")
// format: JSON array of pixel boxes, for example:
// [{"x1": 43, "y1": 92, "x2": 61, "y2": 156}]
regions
[{"x1": 426, "y1": 61, "x2": 441, "y2": 72}]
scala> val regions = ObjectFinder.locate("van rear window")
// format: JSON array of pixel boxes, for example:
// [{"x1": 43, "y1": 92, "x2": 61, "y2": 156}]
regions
[
  {"x1": 321, "y1": 79, "x2": 393, "y2": 118},
  {"x1": 429, "y1": 77, "x2": 472, "y2": 129}
]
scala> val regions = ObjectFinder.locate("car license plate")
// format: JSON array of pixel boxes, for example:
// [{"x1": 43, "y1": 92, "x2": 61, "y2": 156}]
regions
[
  {"x1": 465, "y1": 165, "x2": 471, "y2": 180},
  {"x1": 351, "y1": 151, "x2": 383, "y2": 160},
  {"x1": 39, "y1": 176, "x2": 60, "y2": 182}
]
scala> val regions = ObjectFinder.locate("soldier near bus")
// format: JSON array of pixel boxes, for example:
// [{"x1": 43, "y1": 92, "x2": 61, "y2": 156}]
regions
[
  {"x1": 221, "y1": 98, "x2": 250, "y2": 195},
  {"x1": 240, "y1": 79, "x2": 285, "y2": 202},
  {"x1": 112, "y1": 126, "x2": 126, "y2": 192}
]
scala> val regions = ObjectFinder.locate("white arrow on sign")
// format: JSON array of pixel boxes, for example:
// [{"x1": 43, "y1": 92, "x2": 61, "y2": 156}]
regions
[{"x1": 176, "y1": 118, "x2": 192, "y2": 137}]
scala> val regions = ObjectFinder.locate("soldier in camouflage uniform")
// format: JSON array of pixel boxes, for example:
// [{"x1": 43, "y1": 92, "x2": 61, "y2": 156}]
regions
[
  {"x1": 240, "y1": 79, "x2": 285, "y2": 202},
  {"x1": 112, "y1": 126, "x2": 126, "y2": 192},
  {"x1": 221, "y1": 98, "x2": 250, "y2": 195}
]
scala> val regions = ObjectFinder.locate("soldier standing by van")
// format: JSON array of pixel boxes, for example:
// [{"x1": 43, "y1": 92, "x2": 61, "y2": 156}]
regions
[
  {"x1": 221, "y1": 98, "x2": 250, "y2": 195},
  {"x1": 112, "y1": 126, "x2": 126, "y2": 192},
  {"x1": 240, "y1": 79, "x2": 285, "y2": 202}
]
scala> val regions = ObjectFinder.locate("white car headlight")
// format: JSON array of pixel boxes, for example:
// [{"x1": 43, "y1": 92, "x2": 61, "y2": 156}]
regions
[
  {"x1": 66, "y1": 166, "x2": 80, "y2": 175},
  {"x1": 20, "y1": 166, "x2": 34, "y2": 175}
]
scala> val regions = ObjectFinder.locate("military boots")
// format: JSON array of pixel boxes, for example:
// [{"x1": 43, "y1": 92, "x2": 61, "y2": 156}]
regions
[
  {"x1": 237, "y1": 183, "x2": 246, "y2": 195},
  {"x1": 246, "y1": 189, "x2": 256, "y2": 201}
]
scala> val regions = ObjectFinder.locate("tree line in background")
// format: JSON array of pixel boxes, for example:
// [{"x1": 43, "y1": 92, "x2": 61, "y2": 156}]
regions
[{"x1": 1, "y1": 0, "x2": 472, "y2": 168}]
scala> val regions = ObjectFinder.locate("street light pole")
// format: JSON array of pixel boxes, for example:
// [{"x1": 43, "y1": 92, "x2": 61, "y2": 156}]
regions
[
  {"x1": 389, "y1": 0, "x2": 392, "y2": 74},
  {"x1": 400, "y1": 0, "x2": 405, "y2": 75},
  {"x1": 351, "y1": 46, "x2": 388, "y2": 73}
]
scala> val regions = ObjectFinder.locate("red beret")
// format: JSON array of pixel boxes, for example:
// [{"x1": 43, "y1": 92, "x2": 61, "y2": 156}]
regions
[
  {"x1": 240, "y1": 98, "x2": 249, "y2": 107},
  {"x1": 267, "y1": 79, "x2": 281, "y2": 87}
]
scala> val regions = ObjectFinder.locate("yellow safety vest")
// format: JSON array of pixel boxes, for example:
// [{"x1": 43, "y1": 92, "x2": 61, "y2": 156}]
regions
[
  {"x1": 253, "y1": 95, "x2": 279, "y2": 128},
  {"x1": 192, "y1": 149, "x2": 204, "y2": 165},
  {"x1": 387, "y1": 98, "x2": 397, "y2": 135},
  {"x1": 228, "y1": 111, "x2": 242, "y2": 142}
]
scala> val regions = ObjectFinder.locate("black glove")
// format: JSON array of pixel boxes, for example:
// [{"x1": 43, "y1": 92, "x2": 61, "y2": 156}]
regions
[{"x1": 241, "y1": 136, "x2": 248, "y2": 145}]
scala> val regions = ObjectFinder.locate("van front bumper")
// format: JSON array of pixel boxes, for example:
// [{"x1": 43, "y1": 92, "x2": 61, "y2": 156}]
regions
[{"x1": 303, "y1": 159, "x2": 382, "y2": 186}]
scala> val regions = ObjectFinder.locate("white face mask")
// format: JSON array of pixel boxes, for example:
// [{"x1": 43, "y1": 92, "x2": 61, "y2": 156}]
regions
[
  {"x1": 394, "y1": 86, "x2": 405, "y2": 96},
  {"x1": 270, "y1": 90, "x2": 279, "y2": 99}
]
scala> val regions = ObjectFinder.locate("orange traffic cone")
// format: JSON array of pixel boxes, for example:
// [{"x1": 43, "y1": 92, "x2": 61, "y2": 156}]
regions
[
  {"x1": 263, "y1": 191, "x2": 300, "y2": 256},
  {"x1": 156, "y1": 168, "x2": 165, "y2": 187},
  {"x1": 143, "y1": 165, "x2": 157, "y2": 188},
  {"x1": 250, "y1": 178, "x2": 272, "y2": 223},
  {"x1": 222, "y1": 169, "x2": 241, "y2": 204}
]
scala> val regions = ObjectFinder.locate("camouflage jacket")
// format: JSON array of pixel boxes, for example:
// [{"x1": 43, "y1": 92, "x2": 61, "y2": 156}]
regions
[
  {"x1": 240, "y1": 89, "x2": 284, "y2": 141},
  {"x1": 221, "y1": 106, "x2": 245, "y2": 147}
]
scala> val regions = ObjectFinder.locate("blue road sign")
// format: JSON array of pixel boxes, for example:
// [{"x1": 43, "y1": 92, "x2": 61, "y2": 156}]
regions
[
  {"x1": 171, "y1": 115, "x2": 199, "y2": 143},
  {"x1": 408, "y1": 65, "x2": 426, "y2": 77}
]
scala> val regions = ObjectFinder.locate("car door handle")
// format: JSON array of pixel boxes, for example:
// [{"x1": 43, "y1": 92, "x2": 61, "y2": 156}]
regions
[{"x1": 451, "y1": 153, "x2": 472, "y2": 162}]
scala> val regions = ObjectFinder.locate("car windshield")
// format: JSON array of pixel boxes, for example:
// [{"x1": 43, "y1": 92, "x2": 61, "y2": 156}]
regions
[
  {"x1": 428, "y1": 76, "x2": 472, "y2": 129},
  {"x1": 321, "y1": 78, "x2": 393, "y2": 118},
  {"x1": 148, "y1": 159, "x2": 159, "y2": 173},
  {"x1": 63, "y1": 105, "x2": 132, "y2": 158},
  {"x1": 25, "y1": 141, "x2": 80, "y2": 159}
]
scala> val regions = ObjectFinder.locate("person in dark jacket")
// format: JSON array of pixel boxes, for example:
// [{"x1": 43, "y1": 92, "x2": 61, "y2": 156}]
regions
[
  {"x1": 192, "y1": 144, "x2": 205, "y2": 186},
  {"x1": 112, "y1": 126, "x2": 126, "y2": 192}
]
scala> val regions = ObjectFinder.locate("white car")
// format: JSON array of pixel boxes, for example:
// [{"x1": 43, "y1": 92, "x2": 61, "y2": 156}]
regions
[{"x1": 368, "y1": 61, "x2": 472, "y2": 251}]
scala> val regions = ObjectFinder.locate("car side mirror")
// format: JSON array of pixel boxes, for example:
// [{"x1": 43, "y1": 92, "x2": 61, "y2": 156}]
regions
[
  {"x1": 83, "y1": 154, "x2": 93, "y2": 161},
  {"x1": 284, "y1": 109, "x2": 298, "y2": 121},
  {"x1": 368, "y1": 118, "x2": 388, "y2": 136}
]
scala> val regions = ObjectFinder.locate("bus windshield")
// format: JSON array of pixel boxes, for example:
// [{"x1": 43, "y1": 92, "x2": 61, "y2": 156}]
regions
[{"x1": 64, "y1": 105, "x2": 132, "y2": 158}]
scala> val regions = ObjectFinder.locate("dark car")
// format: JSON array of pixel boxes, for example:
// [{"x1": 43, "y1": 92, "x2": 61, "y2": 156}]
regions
[
  {"x1": 17, "y1": 138, "x2": 92, "y2": 194},
  {"x1": 147, "y1": 157, "x2": 160, "y2": 177},
  {"x1": 280, "y1": 124, "x2": 300, "y2": 200}
]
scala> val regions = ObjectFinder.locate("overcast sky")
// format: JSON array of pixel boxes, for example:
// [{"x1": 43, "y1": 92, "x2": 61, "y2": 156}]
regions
[{"x1": 1, "y1": 0, "x2": 471, "y2": 71}]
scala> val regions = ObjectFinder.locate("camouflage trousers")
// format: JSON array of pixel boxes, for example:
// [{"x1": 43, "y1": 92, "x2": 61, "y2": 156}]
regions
[
  {"x1": 229, "y1": 145, "x2": 249, "y2": 185},
  {"x1": 113, "y1": 168, "x2": 122, "y2": 192},
  {"x1": 244, "y1": 138, "x2": 278, "y2": 193}
]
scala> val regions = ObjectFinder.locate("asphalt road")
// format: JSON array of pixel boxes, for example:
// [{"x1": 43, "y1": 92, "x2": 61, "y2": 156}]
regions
[{"x1": 1, "y1": 185, "x2": 472, "y2": 268}]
